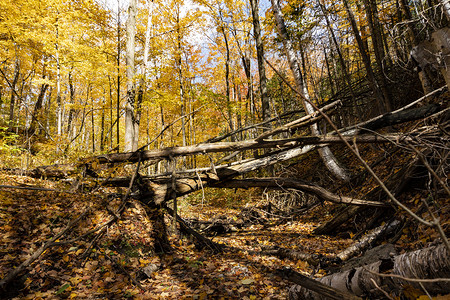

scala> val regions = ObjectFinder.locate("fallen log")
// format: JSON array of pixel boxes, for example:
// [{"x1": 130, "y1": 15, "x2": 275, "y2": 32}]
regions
[
  {"x1": 212, "y1": 178, "x2": 386, "y2": 207},
  {"x1": 336, "y1": 219, "x2": 401, "y2": 261},
  {"x1": 106, "y1": 174, "x2": 384, "y2": 207},
  {"x1": 288, "y1": 244, "x2": 450, "y2": 299},
  {"x1": 279, "y1": 268, "x2": 362, "y2": 300},
  {"x1": 262, "y1": 247, "x2": 320, "y2": 266},
  {"x1": 340, "y1": 243, "x2": 398, "y2": 271},
  {"x1": 90, "y1": 134, "x2": 419, "y2": 164}
]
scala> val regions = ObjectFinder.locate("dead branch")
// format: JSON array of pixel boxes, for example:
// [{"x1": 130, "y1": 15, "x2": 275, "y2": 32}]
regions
[
  {"x1": 365, "y1": 268, "x2": 450, "y2": 283},
  {"x1": 0, "y1": 184, "x2": 70, "y2": 193},
  {"x1": 255, "y1": 100, "x2": 341, "y2": 141},
  {"x1": 163, "y1": 205, "x2": 222, "y2": 252}
]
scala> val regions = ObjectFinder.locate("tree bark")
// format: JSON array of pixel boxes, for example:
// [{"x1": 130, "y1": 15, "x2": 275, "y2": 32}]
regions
[
  {"x1": 216, "y1": 6, "x2": 234, "y2": 134},
  {"x1": 28, "y1": 79, "x2": 49, "y2": 135},
  {"x1": 281, "y1": 268, "x2": 362, "y2": 300},
  {"x1": 441, "y1": 0, "x2": 450, "y2": 21},
  {"x1": 288, "y1": 244, "x2": 450, "y2": 299},
  {"x1": 124, "y1": 0, "x2": 137, "y2": 152},
  {"x1": 116, "y1": 0, "x2": 121, "y2": 149},
  {"x1": 91, "y1": 133, "x2": 418, "y2": 164},
  {"x1": 336, "y1": 219, "x2": 401, "y2": 261},
  {"x1": 55, "y1": 22, "x2": 63, "y2": 137}
]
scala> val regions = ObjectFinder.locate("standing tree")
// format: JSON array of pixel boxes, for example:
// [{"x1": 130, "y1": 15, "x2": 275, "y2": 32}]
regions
[
  {"x1": 124, "y1": 0, "x2": 139, "y2": 152},
  {"x1": 270, "y1": 0, "x2": 350, "y2": 182},
  {"x1": 250, "y1": 0, "x2": 271, "y2": 125}
]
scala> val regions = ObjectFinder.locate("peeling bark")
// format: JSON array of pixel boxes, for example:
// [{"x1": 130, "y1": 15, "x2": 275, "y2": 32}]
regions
[{"x1": 288, "y1": 244, "x2": 450, "y2": 299}]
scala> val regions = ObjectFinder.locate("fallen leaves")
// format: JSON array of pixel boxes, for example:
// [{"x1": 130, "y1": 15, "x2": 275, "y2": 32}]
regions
[{"x1": 1, "y1": 166, "x2": 446, "y2": 300}]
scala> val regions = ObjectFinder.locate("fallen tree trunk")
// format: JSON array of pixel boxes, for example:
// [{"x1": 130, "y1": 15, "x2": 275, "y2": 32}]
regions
[
  {"x1": 262, "y1": 247, "x2": 320, "y2": 266},
  {"x1": 279, "y1": 268, "x2": 362, "y2": 300},
  {"x1": 107, "y1": 174, "x2": 384, "y2": 207},
  {"x1": 288, "y1": 244, "x2": 450, "y2": 299},
  {"x1": 213, "y1": 178, "x2": 386, "y2": 207},
  {"x1": 336, "y1": 219, "x2": 401, "y2": 261},
  {"x1": 89, "y1": 134, "x2": 418, "y2": 164}
]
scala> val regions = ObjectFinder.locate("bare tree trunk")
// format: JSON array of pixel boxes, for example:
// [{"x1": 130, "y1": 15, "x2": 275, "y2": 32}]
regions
[
  {"x1": 108, "y1": 75, "x2": 114, "y2": 150},
  {"x1": 116, "y1": 0, "x2": 121, "y2": 149},
  {"x1": 250, "y1": 0, "x2": 270, "y2": 124},
  {"x1": 318, "y1": 0, "x2": 360, "y2": 120},
  {"x1": 100, "y1": 93, "x2": 106, "y2": 152},
  {"x1": 66, "y1": 70, "x2": 76, "y2": 137},
  {"x1": 175, "y1": 4, "x2": 187, "y2": 150},
  {"x1": 342, "y1": 0, "x2": 391, "y2": 113},
  {"x1": 124, "y1": 0, "x2": 137, "y2": 152},
  {"x1": 55, "y1": 22, "x2": 63, "y2": 137},
  {"x1": 270, "y1": 0, "x2": 350, "y2": 182},
  {"x1": 217, "y1": 10, "x2": 234, "y2": 135},
  {"x1": 8, "y1": 58, "x2": 20, "y2": 129},
  {"x1": 362, "y1": 0, "x2": 393, "y2": 109},
  {"x1": 28, "y1": 79, "x2": 49, "y2": 135}
]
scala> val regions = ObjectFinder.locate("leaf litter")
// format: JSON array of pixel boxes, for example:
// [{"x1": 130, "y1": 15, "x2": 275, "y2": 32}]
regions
[{"x1": 0, "y1": 165, "x2": 447, "y2": 299}]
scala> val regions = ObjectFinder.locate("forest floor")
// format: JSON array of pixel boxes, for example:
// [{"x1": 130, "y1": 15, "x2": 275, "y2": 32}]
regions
[
  {"x1": 0, "y1": 140, "x2": 448, "y2": 299},
  {"x1": 0, "y1": 172, "x2": 346, "y2": 299}
]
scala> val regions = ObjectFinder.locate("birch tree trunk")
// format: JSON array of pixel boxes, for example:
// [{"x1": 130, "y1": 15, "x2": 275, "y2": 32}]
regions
[
  {"x1": 288, "y1": 244, "x2": 450, "y2": 299},
  {"x1": 55, "y1": 22, "x2": 63, "y2": 137},
  {"x1": 270, "y1": 0, "x2": 350, "y2": 182},
  {"x1": 116, "y1": 0, "x2": 121, "y2": 149},
  {"x1": 441, "y1": 0, "x2": 450, "y2": 20},
  {"x1": 124, "y1": 0, "x2": 137, "y2": 152}
]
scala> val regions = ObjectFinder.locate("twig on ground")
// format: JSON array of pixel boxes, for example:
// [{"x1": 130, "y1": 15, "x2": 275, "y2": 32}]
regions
[{"x1": 370, "y1": 278, "x2": 395, "y2": 300}]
